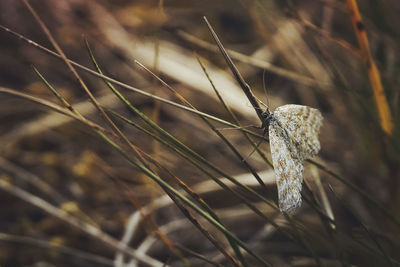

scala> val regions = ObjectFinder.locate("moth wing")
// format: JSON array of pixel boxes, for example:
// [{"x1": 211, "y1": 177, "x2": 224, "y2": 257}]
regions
[
  {"x1": 273, "y1": 104, "x2": 323, "y2": 160},
  {"x1": 269, "y1": 121, "x2": 303, "y2": 213}
]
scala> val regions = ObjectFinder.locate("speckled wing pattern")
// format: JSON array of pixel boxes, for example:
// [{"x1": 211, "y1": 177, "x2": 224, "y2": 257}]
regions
[{"x1": 269, "y1": 104, "x2": 323, "y2": 213}]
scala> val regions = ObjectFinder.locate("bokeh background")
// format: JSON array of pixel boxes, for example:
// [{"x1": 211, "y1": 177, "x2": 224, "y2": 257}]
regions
[{"x1": 0, "y1": 0, "x2": 399, "y2": 266}]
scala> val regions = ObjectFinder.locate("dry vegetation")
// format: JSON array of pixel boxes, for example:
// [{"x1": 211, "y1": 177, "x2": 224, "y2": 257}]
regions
[{"x1": 0, "y1": 0, "x2": 399, "y2": 266}]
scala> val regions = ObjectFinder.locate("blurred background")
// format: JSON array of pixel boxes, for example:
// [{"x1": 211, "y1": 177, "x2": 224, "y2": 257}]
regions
[{"x1": 0, "y1": 0, "x2": 399, "y2": 266}]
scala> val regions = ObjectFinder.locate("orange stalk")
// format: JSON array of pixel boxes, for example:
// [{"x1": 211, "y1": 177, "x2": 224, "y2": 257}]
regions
[{"x1": 346, "y1": 0, "x2": 393, "y2": 135}]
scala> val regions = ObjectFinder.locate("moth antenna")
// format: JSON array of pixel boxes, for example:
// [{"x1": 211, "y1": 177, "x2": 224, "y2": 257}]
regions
[{"x1": 262, "y1": 69, "x2": 271, "y2": 108}]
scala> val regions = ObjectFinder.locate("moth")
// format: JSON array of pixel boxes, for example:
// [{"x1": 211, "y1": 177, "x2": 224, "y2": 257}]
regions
[
  {"x1": 202, "y1": 17, "x2": 323, "y2": 213},
  {"x1": 261, "y1": 104, "x2": 323, "y2": 213}
]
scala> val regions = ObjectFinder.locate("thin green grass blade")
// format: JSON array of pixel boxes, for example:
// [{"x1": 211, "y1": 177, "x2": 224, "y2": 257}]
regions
[
  {"x1": 97, "y1": 131, "x2": 272, "y2": 266},
  {"x1": 86, "y1": 42, "x2": 248, "y2": 266},
  {"x1": 88, "y1": 44, "x2": 325, "y2": 259},
  {"x1": 32, "y1": 69, "x2": 191, "y2": 265},
  {"x1": 85, "y1": 40, "x2": 247, "y2": 267}
]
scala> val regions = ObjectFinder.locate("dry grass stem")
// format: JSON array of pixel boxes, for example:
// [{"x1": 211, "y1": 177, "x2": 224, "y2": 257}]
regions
[{"x1": 346, "y1": 0, "x2": 393, "y2": 135}]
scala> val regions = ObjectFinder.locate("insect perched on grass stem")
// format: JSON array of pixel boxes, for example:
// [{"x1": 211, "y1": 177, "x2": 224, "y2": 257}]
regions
[
  {"x1": 203, "y1": 16, "x2": 323, "y2": 213},
  {"x1": 262, "y1": 105, "x2": 323, "y2": 213}
]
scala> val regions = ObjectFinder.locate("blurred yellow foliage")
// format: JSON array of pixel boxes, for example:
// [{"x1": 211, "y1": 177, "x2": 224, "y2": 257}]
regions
[
  {"x1": 49, "y1": 236, "x2": 65, "y2": 246},
  {"x1": 60, "y1": 201, "x2": 79, "y2": 213},
  {"x1": 42, "y1": 152, "x2": 59, "y2": 165},
  {"x1": 26, "y1": 81, "x2": 48, "y2": 95},
  {"x1": 117, "y1": 4, "x2": 168, "y2": 30},
  {"x1": 72, "y1": 150, "x2": 95, "y2": 177}
]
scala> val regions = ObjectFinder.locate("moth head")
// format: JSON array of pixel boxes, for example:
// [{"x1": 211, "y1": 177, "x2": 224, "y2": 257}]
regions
[{"x1": 261, "y1": 109, "x2": 274, "y2": 129}]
